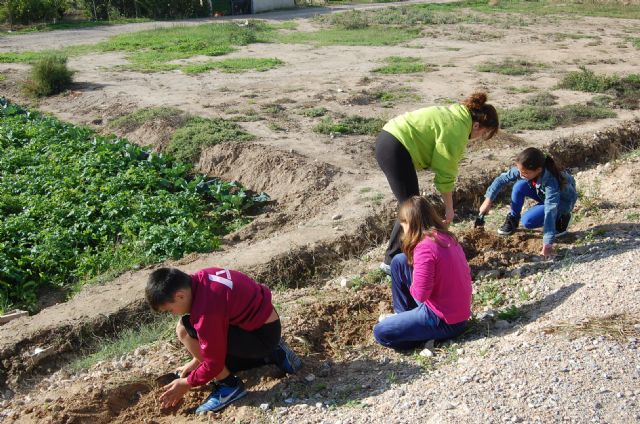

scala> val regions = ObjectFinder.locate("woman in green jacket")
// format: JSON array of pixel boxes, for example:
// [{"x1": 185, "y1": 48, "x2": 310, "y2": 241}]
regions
[{"x1": 376, "y1": 92, "x2": 499, "y2": 272}]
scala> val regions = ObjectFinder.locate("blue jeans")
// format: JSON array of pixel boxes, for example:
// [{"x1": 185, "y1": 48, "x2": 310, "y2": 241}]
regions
[
  {"x1": 511, "y1": 179, "x2": 545, "y2": 229},
  {"x1": 373, "y1": 254, "x2": 467, "y2": 350}
]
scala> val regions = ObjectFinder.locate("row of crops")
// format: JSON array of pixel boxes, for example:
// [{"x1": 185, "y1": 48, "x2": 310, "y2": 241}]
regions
[{"x1": 0, "y1": 99, "x2": 265, "y2": 313}]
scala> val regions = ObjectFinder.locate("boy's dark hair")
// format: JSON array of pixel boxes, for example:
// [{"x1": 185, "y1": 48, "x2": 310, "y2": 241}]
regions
[
  {"x1": 146, "y1": 267, "x2": 192, "y2": 311},
  {"x1": 516, "y1": 147, "x2": 566, "y2": 190}
]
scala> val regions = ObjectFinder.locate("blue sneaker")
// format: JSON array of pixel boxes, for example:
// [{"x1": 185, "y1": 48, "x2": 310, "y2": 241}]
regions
[
  {"x1": 195, "y1": 381, "x2": 247, "y2": 414},
  {"x1": 272, "y1": 339, "x2": 302, "y2": 374}
]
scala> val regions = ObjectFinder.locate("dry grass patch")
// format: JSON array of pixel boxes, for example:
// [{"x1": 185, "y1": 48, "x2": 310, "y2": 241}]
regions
[{"x1": 542, "y1": 313, "x2": 639, "y2": 343}]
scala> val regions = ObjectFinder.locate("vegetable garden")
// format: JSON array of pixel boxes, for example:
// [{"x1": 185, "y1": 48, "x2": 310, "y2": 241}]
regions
[{"x1": 0, "y1": 99, "x2": 265, "y2": 313}]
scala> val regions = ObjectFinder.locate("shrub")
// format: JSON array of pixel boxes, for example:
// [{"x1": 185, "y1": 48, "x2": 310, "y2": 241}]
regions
[
  {"x1": 558, "y1": 66, "x2": 618, "y2": 92},
  {"x1": 500, "y1": 104, "x2": 615, "y2": 131},
  {"x1": 22, "y1": 55, "x2": 73, "y2": 97},
  {"x1": 1, "y1": 0, "x2": 66, "y2": 26}
]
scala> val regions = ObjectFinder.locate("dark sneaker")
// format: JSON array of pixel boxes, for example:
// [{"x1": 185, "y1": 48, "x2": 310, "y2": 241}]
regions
[
  {"x1": 556, "y1": 213, "x2": 571, "y2": 237},
  {"x1": 272, "y1": 339, "x2": 302, "y2": 374},
  {"x1": 195, "y1": 381, "x2": 247, "y2": 414},
  {"x1": 497, "y1": 213, "x2": 519, "y2": 236}
]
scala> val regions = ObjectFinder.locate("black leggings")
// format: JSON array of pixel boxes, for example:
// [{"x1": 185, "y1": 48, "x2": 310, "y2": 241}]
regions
[
  {"x1": 375, "y1": 130, "x2": 419, "y2": 264},
  {"x1": 182, "y1": 315, "x2": 281, "y2": 373}
]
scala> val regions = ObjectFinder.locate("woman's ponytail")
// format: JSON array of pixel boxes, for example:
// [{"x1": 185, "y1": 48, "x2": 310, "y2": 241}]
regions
[{"x1": 461, "y1": 92, "x2": 499, "y2": 139}]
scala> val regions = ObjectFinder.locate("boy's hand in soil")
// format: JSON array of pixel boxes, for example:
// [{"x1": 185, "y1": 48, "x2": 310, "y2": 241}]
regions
[
  {"x1": 177, "y1": 357, "x2": 200, "y2": 378},
  {"x1": 541, "y1": 244, "x2": 556, "y2": 258},
  {"x1": 160, "y1": 378, "x2": 191, "y2": 409}
]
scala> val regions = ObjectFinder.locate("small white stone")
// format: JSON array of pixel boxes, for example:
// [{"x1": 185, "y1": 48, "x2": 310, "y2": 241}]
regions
[
  {"x1": 259, "y1": 403, "x2": 270, "y2": 410},
  {"x1": 419, "y1": 348, "x2": 434, "y2": 358},
  {"x1": 340, "y1": 278, "x2": 352, "y2": 289},
  {"x1": 305, "y1": 373, "x2": 316, "y2": 382},
  {"x1": 315, "y1": 402, "x2": 323, "y2": 409}
]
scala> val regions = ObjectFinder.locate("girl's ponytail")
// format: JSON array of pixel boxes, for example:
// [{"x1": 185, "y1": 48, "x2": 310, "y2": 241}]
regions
[{"x1": 544, "y1": 155, "x2": 566, "y2": 190}]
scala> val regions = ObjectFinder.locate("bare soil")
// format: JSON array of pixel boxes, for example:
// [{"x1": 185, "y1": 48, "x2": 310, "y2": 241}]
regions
[{"x1": 1, "y1": 2, "x2": 640, "y2": 422}]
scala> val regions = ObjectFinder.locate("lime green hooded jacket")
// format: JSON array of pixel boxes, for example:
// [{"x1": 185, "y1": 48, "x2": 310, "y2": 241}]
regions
[{"x1": 382, "y1": 104, "x2": 472, "y2": 193}]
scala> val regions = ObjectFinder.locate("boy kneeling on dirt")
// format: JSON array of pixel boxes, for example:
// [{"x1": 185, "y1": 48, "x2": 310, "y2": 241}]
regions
[{"x1": 145, "y1": 267, "x2": 302, "y2": 413}]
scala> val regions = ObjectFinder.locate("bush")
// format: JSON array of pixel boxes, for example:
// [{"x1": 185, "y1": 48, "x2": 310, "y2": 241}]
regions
[
  {"x1": 77, "y1": 0, "x2": 210, "y2": 20},
  {"x1": 1, "y1": 0, "x2": 66, "y2": 26},
  {"x1": 22, "y1": 55, "x2": 73, "y2": 97}
]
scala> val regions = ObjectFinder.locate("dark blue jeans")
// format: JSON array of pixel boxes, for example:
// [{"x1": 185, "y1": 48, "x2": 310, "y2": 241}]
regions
[
  {"x1": 511, "y1": 179, "x2": 545, "y2": 229},
  {"x1": 373, "y1": 254, "x2": 467, "y2": 350}
]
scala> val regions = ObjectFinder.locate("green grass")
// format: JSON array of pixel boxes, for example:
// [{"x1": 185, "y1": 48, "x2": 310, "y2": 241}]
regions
[
  {"x1": 109, "y1": 107, "x2": 186, "y2": 131},
  {"x1": 630, "y1": 37, "x2": 640, "y2": 49},
  {"x1": 476, "y1": 58, "x2": 544, "y2": 76},
  {"x1": 505, "y1": 85, "x2": 537, "y2": 94},
  {"x1": 166, "y1": 116, "x2": 255, "y2": 163},
  {"x1": 69, "y1": 315, "x2": 174, "y2": 371},
  {"x1": 4, "y1": 18, "x2": 151, "y2": 34},
  {"x1": 0, "y1": 21, "x2": 274, "y2": 72},
  {"x1": 372, "y1": 56, "x2": 437, "y2": 74},
  {"x1": 301, "y1": 107, "x2": 328, "y2": 117},
  {"x1": 313, "y1": 115, "x2": 385, "y2": 135},
  {"x1": 558, "y1": 67, "x2": 640, "y2": 110},
  {"x1": 182, "y1": 58, "x2": 284, "y2": 74},
  {"x1": 0, "y1": 73, "x2": 5, "y2": 81},
  {"x1": 370, "y1": 86, "x2": 421, "y2": 106},
  {"x1": 273, "y1": 27, "x2": 420, "y2": 46},
  {"x1": 500, "y1": 104, "x2": 615, "y2": 131},
  {"x1": 474, "y1": 281, "x2": 506, "y2": 308},
  {"x1": 523, "y1": 91, "x2": 558, "y2": 107}
]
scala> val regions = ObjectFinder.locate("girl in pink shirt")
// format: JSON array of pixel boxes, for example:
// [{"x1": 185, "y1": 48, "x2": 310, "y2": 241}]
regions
[{"x1": 374, "y1": 196, "x2": 472, "y2": 350}]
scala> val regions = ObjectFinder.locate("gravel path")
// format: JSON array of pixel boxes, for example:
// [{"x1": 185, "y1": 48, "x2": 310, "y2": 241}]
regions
[
  {"x1": 275, "y1": 230, "x2": 640, "y2": 424},
  {"x1": 0, "y1": 0, "x2": 452, "y2": 52}
]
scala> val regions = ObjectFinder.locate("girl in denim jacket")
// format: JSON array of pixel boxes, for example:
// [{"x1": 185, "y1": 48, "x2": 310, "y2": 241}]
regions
[{"x1": 478, "y1": 147, "x2": 577, "y2": 257}]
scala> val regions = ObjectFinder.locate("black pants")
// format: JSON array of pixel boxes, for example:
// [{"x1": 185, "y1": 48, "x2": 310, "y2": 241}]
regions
[
  {"x1": 375, "y1": 130, "x2": 419, "y2": 264},
  {"x1": 182, "y1": 315, "x2": 281, "y2": 373}
]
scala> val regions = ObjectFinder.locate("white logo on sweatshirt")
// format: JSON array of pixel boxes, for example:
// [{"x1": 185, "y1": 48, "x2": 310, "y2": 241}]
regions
[{"x1": 208, "y1": 269, "x2": 233, "y2": 290}]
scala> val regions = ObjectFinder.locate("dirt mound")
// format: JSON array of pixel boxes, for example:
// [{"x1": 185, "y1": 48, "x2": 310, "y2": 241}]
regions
[
  {"x1": 459, "y1": 228, "x2": 542, "y2": 273},
  {"x1": 197, "y1": 142, "x2": 342, "y2": 219},
  {"x1": 286, "y1": 284, "x2": 391, "y2": 358}
]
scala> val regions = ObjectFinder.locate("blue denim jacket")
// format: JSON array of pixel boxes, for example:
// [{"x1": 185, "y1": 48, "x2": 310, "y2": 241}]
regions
[{"x1": 485, "y1": 166, "x2": 577, "y2": 244}]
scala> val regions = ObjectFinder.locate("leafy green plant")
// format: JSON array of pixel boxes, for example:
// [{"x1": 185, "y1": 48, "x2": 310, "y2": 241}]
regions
[
  {"x1": 476, "y1": 58, "x2": 544, "y2": 76},
  {"x1": 166, "y1": 116, "x2": 255, "y2": 163},
  {"x1": 22, "y1": 54, "x2": 73, "y2": 97},
  {"x1": 497, "y1": 305, "x2": 523, "y2": 321},
  {"x1": 372, "y1": 56, "x2": 436, "y2": 74},
  {"x1": 313, "y1": 115, "x2": 384, "y2": 136},
  {"x1": 0, "y1": 99, "x2": 264, "y2": 313}
]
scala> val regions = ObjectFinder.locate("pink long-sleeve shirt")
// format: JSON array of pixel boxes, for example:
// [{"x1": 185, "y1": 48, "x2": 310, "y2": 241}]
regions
[
  {"x1": 411, "y1": 232, "x2": 472, "y2": 324},
  {"x1": 186, "y1": 268, "x2": 273, "y2": 387}
]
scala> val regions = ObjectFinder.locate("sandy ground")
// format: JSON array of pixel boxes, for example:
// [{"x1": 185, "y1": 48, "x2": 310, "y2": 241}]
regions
[{"x1": 0, "y1": 1, "x2": 639, "y2": 422}]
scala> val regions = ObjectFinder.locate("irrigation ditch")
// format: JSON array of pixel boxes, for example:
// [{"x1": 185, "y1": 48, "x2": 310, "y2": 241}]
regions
[{"x1": 1, "y1": 118, "x2": 639, "y2": 401}]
